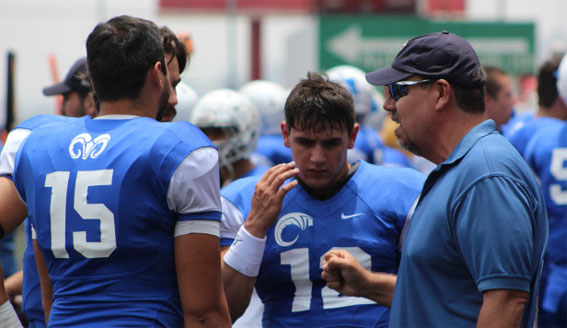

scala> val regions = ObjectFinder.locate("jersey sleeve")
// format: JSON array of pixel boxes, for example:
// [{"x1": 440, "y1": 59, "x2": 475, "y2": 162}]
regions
[
  {"x1": 219, "y1": 196, "x2": 246, "y2": 247},
  {"x1": 168, "y1": 146, "x2": 222, "y2": 237},
  {"x1": 453, "y1": 175, "x2": 539, "y2": 293},
  {"x1": 0, "y1": 128, "x2": 31, "y2": 176}
]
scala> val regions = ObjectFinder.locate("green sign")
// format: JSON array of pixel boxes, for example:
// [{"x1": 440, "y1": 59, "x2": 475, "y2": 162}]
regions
[{"x1": 319, "y1": 16, "x2": 535, "y2": 75}]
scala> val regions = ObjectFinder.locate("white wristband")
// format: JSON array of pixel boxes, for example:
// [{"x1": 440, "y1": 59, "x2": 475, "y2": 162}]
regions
[
  {"x1": 223, "y1": 225, "x2": 267, "y2": 277},
  {"x1": 0, "y1": 300, "x2": 23, "y2": 328}
]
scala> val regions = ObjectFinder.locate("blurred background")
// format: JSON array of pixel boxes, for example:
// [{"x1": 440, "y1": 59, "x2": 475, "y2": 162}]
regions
[{"x1": 0, "y1": 0, "x2": 566, "y2": 129}]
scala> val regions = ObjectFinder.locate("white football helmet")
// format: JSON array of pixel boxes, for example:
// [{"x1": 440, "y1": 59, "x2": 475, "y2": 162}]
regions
[
  {"x1": 190, "y1": 89, "x2": 261, "y2": 168},
  {"x1": 557, "y1": 53, "x2": 567, "y2": 106},
  {"x1": 172, "y1": 82, "x2": 199, "y2": 122},
  {"x1": 326, "y1": 65, "x2": 375, "y2": 121},
  {"x1": 239, "y1": 80, "x2": 287, "y2": 136}
]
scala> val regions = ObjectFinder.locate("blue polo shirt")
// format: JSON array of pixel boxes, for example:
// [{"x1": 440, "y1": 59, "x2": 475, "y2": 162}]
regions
[{"x1": 390, "y1": 120, "x2": 548, "y2": 327}]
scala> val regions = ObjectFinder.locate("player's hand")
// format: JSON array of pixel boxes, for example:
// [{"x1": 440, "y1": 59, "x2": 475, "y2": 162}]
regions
[
  {"x1": 244, "y1": 162, "x2": 299, "y2": 238},
  {"x1": 321, "y1": 249, "x2": 368, "y2": 297}
]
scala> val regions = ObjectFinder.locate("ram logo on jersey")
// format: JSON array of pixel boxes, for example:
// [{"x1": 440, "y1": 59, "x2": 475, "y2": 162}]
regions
[
  {"x1": 69, "y1": 133, "x2": 111, "y2": 160},
  {"x1": 274, "y1": 212, "x2": 313, "y2": 247}
]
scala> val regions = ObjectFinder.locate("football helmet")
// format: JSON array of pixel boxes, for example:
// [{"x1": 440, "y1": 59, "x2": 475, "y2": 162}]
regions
[
  {"x1": 190, "y1": 89, "x2": 261, "y2": 168},
  {"x1": 326, "y1": 65, "x2": 375, "y2": 121},
  {"x1": 239, "y1": 80, "x2": 287, "y2": 136}
]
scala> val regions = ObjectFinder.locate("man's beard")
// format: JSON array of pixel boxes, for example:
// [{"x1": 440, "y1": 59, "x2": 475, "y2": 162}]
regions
[{"x1": 155, "y1": 86, "x2": 170, "y2": 122}]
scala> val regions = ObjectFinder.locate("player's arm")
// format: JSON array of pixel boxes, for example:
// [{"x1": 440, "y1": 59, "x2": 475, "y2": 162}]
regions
[
  {"x1": 477, "y1": 289, "x2": 528, "y2": 327},
  {"x1": 33, "y1": 239, "x2": 52, "y2": 325},
  {"x1": 0, "y1": 176, "x2": 27, "y2": 236},
  {"x1": 175, "y1": 232, "x2": 230, "y2": 327},
  {"x1": 4, "y1": 270, "x2": 23, "y2": 302},
  {"x1": 221, "y1": 162, "x2": 298, "y2": 321},
  {"x1": 321, "y1": 249, "x2": 396, "y2": 307},
  {"x1": 169, "y1": 147, "x2": 230, "y2": 327}
]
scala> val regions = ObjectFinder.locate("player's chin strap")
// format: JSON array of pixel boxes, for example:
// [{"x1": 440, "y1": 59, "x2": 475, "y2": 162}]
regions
[
  {"x1": 0, "y1": 224, "x2": 4, "y2": 239},
  {"x1": 297, "y1": 161, "x2": 361, "y2": 201}
]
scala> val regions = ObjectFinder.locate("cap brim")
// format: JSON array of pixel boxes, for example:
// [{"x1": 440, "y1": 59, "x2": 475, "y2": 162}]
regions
[
  {"x1": 365, "y1": 66, "x2": 412, "y2": 86},
  {"x1": 42, "y1": 82, "x2": 71, "y2": 96}
]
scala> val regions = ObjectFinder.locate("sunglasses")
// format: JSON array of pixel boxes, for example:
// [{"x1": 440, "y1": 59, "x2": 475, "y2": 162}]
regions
[{"x1": 388, "y1": 79, "x2": 433, "y2": 101}]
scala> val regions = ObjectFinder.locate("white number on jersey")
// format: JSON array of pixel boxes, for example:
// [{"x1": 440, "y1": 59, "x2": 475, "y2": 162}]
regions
[
  {"x1": 280, "y1": 246, "x2": 375, "y2": 312},
  {"x1": 550, "y1": 148, "x2": 567, "y2": 205},
  {"x1": 45, "y1": 170, "x2": 117, "y2": 258}
]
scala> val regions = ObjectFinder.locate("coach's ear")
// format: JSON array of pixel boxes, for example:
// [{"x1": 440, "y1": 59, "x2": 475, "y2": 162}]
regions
[{"x1": 282, "y1": 121, "x2": 291, "y2": 148}]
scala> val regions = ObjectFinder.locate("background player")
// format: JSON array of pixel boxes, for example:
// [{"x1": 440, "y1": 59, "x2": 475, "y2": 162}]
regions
[
  {"x1": 220, "y1": 72, "x2": 424, "y2": 326},
  {"x1": 522, "y1": 52, "x2": 567, "y2": 328},
  {"x1": 190, "y1": 89, "x2": 267, "y2": 187},
  {"x1": 11, "y1": 15, "x2": 230, "y2": 326},
  {"x1": 504, "y1": 56, "x2": 567, "y2": 156}
]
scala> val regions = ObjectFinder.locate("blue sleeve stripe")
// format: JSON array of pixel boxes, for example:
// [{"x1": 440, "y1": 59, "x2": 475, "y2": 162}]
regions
[
  {"x1": 220, "y1": 238, "x2": 234, "y2": 248},
  {"x1": 1, "y1": 174, "x2": 13, "y2": 180},
  {"x1": 477, "y1": 276, "x2": 531, "y2": 293},
  {"x1": 178, "y1": 211, "x2": 221, "y2": 222}
]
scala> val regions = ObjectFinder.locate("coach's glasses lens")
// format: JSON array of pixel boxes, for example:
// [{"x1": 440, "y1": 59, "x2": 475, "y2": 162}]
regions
[{"x1": 389, "y1": 79, "x2": 433, "y2": 101}]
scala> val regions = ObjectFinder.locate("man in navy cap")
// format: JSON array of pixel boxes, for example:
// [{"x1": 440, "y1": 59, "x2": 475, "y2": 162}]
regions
[
  {"x1": 321, "y1": 31, "x2": 548, "y2": 327},
  {"x1": 42, "y1": 58, "x2": 96, "y2": 118}
]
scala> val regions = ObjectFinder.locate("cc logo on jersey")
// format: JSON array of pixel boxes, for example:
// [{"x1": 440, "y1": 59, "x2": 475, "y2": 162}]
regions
[
  {"x1": 274, "y1": 212, "x2": 313, "y2": 247},
  {"x1": 69, "y1": 133, "x2": 111, "y2": 160}
]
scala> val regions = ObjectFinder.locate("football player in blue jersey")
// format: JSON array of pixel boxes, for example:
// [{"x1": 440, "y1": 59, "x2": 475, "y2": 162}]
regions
[
  {"x1": 220, "y1": 71, "x2": 425, "y2": 327},
  {"x1": 504, "y1": 56, "x2": 567, "y2": 156},
  {"x1": 323, "y1": 31, "x2": 547, "y2": 328},
  {"x1": 522, "y1": 53, "x2": 567, "y2": 328},
  {"x1": 10, "y1": 15, "x2": 230, "y2": 327},
  {"x1": 0, "y1": 23, "x2": 193, "y2": 328}
]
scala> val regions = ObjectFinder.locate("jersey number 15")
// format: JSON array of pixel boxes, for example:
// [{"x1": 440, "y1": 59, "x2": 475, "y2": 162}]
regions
[{"x1": 45, "y1": 170, "x2": 117, "y2": 259}]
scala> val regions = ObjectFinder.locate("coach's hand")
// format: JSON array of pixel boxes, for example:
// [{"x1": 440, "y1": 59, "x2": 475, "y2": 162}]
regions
[
  {"x1": 322, "y1": 249, "x2": 397, "y2": 307},
  {"x1": 244, "y1": 162, "x2": 299, "y2": 238}
]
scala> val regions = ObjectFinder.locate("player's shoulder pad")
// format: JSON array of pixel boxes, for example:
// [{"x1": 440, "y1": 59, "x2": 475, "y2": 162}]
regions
[
  {"x1": 15, "y1": 114, "x2": 74, "y2": 130},
  {"x1": 161, "y1": 120, "x2": 216, "y2": 149},
  {"x1": 356, "y1": 160, "x2": 426, "y2": 192}
]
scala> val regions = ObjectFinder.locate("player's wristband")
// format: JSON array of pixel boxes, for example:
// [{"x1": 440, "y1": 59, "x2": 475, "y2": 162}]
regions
[
  {"x1": 0, "y1": 300, "x2": 23, "y2": 328},
  {"x1": 223, "y1": 225, "x2": 266, "y2": 277}
]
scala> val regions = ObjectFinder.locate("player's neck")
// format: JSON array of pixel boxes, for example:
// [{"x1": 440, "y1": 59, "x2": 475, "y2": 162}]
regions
[
  {"x1": 535, "y1": 100, "x2": 567, "y2": 121},
  {"x1": 98, "y1": 99, "x2": 155, "y2": 119},
  {"x1": 298, "y1": 161, "x2": 359, "y2": 201}
]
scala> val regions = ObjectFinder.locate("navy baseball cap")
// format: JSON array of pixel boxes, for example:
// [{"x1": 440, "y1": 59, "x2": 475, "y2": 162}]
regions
[
  {"x1": 43, "y1": 57, "x2": 90, "y2": 96},
  {"x1": 366, "y1": 31, "x2": 485, "y2": 87}
]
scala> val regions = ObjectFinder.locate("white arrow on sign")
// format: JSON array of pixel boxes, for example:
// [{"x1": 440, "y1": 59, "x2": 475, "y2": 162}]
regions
[
  {"x1": 327, "y1": 25, "x2": 406, "y2": 64},
  {"x1": 327, "y1": 25, "x2": 530, "y2": 64}
]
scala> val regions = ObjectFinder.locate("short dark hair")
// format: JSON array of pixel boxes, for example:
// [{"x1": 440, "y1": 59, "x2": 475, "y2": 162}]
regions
[
  {"x1": 484, "y1": 66, "x2": 508, "y2": 99},
  {"x1": 417, "y1": 69, "x2": 485, "y2": 114},
  {"x1": 86, "y1": 15, "x2": 166, "y2": 102},
  {"x1": 160, "y1": 26, "x2": 189, "y2": 74},
  {"x1": 285, "y1": 71, "x2": 355, "y2": 134},
  {"x1": 537, "y1": 56, "x2": 561, "y2": 108}
]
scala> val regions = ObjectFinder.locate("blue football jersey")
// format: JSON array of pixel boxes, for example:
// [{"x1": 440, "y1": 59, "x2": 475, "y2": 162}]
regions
[
  {"x1": 504, "y1": 111, "x2": 563, "y2": 157},
  {"x1": 348, "y1": 126, "x2": 412, "y2": 168},
  {"x1": 252, "y1": 134, "x2": 292, "y2": 167},
  {"x1": 524, "y1": 121, "x2": 567, "y2": 265},
  {"x1": 13, "y1": 116, "x2": 218, "y2": 326},
  {"x1": 222, "y1": 161, "x2": 425, "y2": 327}
]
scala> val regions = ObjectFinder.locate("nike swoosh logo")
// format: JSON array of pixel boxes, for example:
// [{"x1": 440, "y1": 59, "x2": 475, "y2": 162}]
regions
[{"x1": 341, "y1": 213, "x2": 364, "y2": 220}]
